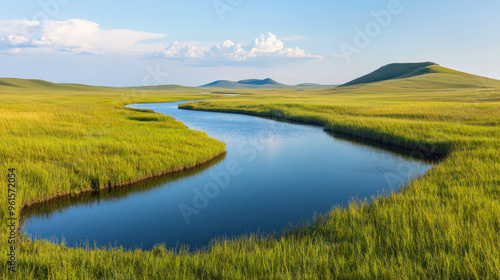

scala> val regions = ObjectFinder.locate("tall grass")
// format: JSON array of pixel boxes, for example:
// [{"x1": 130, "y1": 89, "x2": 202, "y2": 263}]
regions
[
  {"x1": 0, "y1": 86, "x2": 226, "y2": 208},
  {"x1": 1, "y1": 72, "x2": 500, "y2": 279}
]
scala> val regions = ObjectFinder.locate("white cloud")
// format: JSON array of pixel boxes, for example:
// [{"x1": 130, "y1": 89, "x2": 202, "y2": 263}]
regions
[
  {"x1": 0, "y1": 19, "x2": 168, "y2": 55},
  {"x1": 162, "y1": 41, "x2": 208, "y2": 60},
  {"x1": 250, "y1": 33, "x2": 284, "y2": 54},
  {"x1": 157, "y1": 32, "x2": 322, "y2": 66},
  {"x1": 4, "y1": 35, "x2": 30, "y2": 45},
  {"x1": 0, "y1": 20, "x2": 321, "y2": 67}
]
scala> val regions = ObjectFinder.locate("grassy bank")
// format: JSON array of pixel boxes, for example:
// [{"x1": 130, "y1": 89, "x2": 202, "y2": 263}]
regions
[
  {"x1": 0, "y1": 82, "x2": 227, "y2": 277},
  {"x1": 0, "y1": 82, "x2": 226, "y2": 209},
  {"x1": 1, "y1": 68, "x2": 500, "y2": 279}
]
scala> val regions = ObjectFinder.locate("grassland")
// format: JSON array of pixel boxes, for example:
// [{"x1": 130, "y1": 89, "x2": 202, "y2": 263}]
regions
[
  {"x1": 0, "y1": 79, "x2": 226, "y2": 210},
  {"x1": 1, "y1": 65, "x2": 500, "y2": 279}
]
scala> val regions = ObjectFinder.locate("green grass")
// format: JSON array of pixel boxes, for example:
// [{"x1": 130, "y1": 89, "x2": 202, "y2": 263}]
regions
[
  {"x1": 1, "y1": 67, "x2": 500, "y2": 279},
  {"x1": 0, "y1": 83, "x2": 226, "y2": 210}
]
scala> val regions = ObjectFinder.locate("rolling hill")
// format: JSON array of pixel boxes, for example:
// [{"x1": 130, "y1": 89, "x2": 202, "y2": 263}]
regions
[
  {"x1": 201, "y1": 78, "x2": 287, "y2": 89},
  {"x1": 3, "y1": 62, "x2": 497, "y2": 92},
  {"x1": 340, "y1": 62, "x2": 438, "y2": 87},
  {"x1": 0, "y1": 77, "x2": 335, "y2": 91},
  {"x1": 237, "y1": 78, "x2": 284, "y2": 86},
  {"x1": 0, "y1": 77, "x2": 194, "y2": 92},
  {"x1": 0, "y1": 78, "x2": 115, "y2": 91},
  {"x1": 201, "y1": 78, "x2": 336, "y2": 89},
  {"x1": 337, "y1": 62, "x2": 500, "y2": 90}
]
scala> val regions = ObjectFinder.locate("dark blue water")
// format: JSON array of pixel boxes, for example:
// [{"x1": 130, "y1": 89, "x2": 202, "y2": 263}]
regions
[{"x1": 22, "y1": 100, "x2": 433, "y2": 251}]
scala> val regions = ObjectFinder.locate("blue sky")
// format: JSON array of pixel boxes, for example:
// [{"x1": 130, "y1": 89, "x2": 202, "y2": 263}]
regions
[{"x1": 0, "y1": 0, "x2": 498, "y2": 86}]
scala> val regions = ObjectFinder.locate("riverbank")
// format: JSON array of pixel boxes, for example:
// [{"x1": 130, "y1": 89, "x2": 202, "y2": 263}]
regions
[
  {"x1": 20, "y1": 151, "x2": 227, "y2": 212},
  {"x1": 0, "y1": 87, "x2": 227, "y2": 263}
]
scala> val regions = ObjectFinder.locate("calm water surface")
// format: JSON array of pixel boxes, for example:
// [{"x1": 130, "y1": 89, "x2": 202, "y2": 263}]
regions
[{"x1": 22, "y1": 100, "x2": 433, "y2": 251}]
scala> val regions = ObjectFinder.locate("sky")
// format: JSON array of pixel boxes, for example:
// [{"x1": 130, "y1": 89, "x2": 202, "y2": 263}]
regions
[{"x1": 0, "y1": 0, "x2": 499, "y2": 87}]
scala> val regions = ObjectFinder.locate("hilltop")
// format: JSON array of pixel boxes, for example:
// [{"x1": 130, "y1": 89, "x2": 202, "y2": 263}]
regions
[
  {"x1": 201, "y1": 78, "x2": 336, "y2": 89},
  {"x1": 340, "y1": 62, "x2": 438, "y2": 87},
  {"x1": 202, "y1": 78, "x2": 287, "y2": 89},
  {"x1": 338, "y1": 62, "x2": 500, "y2": 88}
]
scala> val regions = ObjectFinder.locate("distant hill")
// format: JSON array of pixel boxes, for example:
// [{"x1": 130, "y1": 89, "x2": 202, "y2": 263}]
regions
[
  {"x1": 8, "y1": 62, "x2": 495, "y2": 92},
  {"x1": 340, "y1": 62, "x2": 437, "y2": 87},
  {"x1": 202, "y1": 80, "x2": 244, "y2": 89},
  {"x1": 0, "y1": 76, "x2": 339, "y2": 91},
  {"x1": 336, "y1": 62, "x2": 500, "y2": 90},
  {"x1": 0, "y1": 77, "x2": 193, "y2": 92},
  {"x1": 338, "y1": 62, "x2": 500, "y2": 89},
  {"x1": 238, "y1": 78, "x2": 284, "y2": 86},
  {"x1": 0, "y1": 78, "x2": 113, "y2": 91},
  {"x1": 202, "y1": 78, "x2": 286, "y2": 89},
  {"x1": 202, "y1": 78, "x2": 336, "y2": 89}
]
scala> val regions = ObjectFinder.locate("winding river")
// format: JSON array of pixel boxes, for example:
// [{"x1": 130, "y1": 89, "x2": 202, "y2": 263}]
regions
[{"x1": 22, "y1": 100, "x2": 433, "y2": 251}]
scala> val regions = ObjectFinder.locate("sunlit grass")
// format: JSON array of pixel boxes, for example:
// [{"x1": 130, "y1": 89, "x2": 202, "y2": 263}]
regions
[
  {"x1": 0, "y1": 85, "x2": 226, "y2": 210},
  {"x1": 1, "y1": 71, "x2": 500, "y2": 279}
]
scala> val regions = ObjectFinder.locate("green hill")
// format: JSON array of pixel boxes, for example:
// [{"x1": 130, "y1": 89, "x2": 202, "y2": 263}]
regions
[
  {"x1": 338, "y1": 62, "x2": 496, "y2": 88},
  {"x1": 201, "y1": 80, "x2": 244, "y2": 89},
  {"x1": 3, "y1": 62, "x2": 498, "y2": 93},
  {"x1": 0, "y1": 78, "x2": 195, "y2": 92},
  {"x1": 237, "y1": 78, "x2": 284, "y2": 86},
  {"x1": 202, "y1": 78, "x2": 336, "y2": 89},
  {"x1": 0, "y1": 77, "x2": 338, "y2": 91},
  {"x1": 202, "y1": 78, "x2": 290, "y2": 89},
  {"x1": 0, "y1": 78, "x2": 115, "y2": 91},
  {"x1": 340, "y1": 62, "x2": 437, "y2": 87}
]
